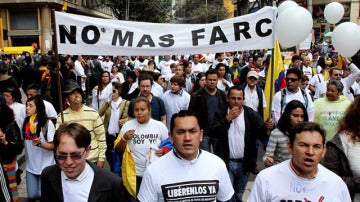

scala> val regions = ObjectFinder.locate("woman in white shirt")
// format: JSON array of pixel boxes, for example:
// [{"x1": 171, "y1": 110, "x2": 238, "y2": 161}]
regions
[
  {"x1": 23, "y1": 95, "x2": 55, "y2": 201},
  {"x1": 92, "y1": 71, "x2": 112, "y2": 110}
]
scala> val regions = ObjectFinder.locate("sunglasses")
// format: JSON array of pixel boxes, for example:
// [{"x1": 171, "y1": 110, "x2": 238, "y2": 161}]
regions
[
  {"x1": 56, "y1": 150, "x2": 86, "y2": 161},
  {"x1": 285, "y1": 78, "x2": 299, "y2": 82}
]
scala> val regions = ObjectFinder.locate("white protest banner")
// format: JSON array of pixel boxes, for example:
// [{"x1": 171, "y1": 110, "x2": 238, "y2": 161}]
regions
[{"x1": 55, "y1": 7, "x2": 276, "y2": 56}]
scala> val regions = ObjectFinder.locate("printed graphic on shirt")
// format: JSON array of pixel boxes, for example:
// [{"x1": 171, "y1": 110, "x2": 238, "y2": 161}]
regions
[
  {"x1": 161, "y1": 180, "x2": 219, "y2": 201},
  {"x1": 132, "y1": 133, "x2": 159, "y2": 145}
]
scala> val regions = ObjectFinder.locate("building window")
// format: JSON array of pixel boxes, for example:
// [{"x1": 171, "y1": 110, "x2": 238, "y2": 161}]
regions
[{"x1": 10, "y1": 10, "x2": 38, "y2": 30}]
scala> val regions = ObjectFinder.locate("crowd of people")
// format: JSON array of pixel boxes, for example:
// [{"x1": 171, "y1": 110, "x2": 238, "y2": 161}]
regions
[{"x1": 0, "y1": 43, "x2": 359, "y2": 202}]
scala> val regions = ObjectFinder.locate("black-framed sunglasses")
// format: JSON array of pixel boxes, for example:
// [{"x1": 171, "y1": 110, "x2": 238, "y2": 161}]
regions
[
  {"x1": 56, "y1": 150, "x2": 86, "y2": 161},
  {"x1": 285, "y1": 78, "x2": 299, "y2": 82}
]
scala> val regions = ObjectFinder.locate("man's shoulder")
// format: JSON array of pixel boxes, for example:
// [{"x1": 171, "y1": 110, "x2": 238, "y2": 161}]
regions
[
  {"x1": 318, "y1": 163, "x2": 346, "y2": 183},
  {"x1": 42, "y1": 164, "x2": 60, "y2": 177}
]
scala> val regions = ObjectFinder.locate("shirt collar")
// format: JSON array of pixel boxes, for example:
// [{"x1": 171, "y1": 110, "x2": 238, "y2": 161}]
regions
[
  {"x1": 61, "y1": 162, "x2": 91, "y2": 181},
  {"x1": 171, "y1": 89, "x2": 183, "y2": 96},
  {"x1": 173, "y1": 148, "x2": 201, "y2": 163}
]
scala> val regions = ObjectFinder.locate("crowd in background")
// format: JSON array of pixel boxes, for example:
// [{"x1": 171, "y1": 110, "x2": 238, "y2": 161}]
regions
[{"x1": 0, "y1": 37, "x2": 360, "y2": 202}]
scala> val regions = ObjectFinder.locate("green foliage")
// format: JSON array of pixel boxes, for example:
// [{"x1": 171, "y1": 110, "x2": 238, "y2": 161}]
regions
[
  {"x1": 99, "y1": 0, "x2": 172, "y2": 23},
  {"x1": 173, "y1": 0, "x2": 229, "y2": 23}
]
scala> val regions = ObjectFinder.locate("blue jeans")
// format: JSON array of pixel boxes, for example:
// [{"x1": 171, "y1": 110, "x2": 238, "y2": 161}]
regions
[
  {"x1": 228, "y1": 160, "x2": 250, "y2": 202},
  {"x1": 200, "y1": 136, "x2": 211, "y2": 152},
  {"x1": 26, "y1": 171, "x2": 41, "y2": 199}
]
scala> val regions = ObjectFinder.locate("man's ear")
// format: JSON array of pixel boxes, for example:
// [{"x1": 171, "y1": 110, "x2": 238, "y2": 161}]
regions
[
  {"x1": 321, "y1": 145, "x2": 327, "y2": 158},
  {"x1": 286, "y1": 141, "x2": 293, "y2": 153},
  {"x1": 169, "y1": 132, "x2": 174, "y2": 144},
  {"x1": 85, "y1": 145, "x2": 91, "y2": 158}
]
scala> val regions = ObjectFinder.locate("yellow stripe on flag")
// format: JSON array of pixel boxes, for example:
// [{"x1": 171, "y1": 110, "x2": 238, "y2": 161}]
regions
[{"x1": 264, "y1": 39, "x2": 284, "y2": 120}]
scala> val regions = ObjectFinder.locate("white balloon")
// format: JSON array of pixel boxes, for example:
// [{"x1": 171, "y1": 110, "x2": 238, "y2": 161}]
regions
[
  {"x1": 275, "y1": 6, "x2": 313, "y2": 47},
  {"x1": 278, "y1": 1, "x2": 298, "y2": 15},
  {"x1": 324, "y1": 2, "x2": 344, "y2": 24},
  {"x1": 332, "y1": 22, "x2": 360, "y2": 57}
]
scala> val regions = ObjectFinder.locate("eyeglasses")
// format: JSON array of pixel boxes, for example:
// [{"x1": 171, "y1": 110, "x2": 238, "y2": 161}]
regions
[
  {"x1": 56, "y1": 150, "x2": 86, "y2": 161},
  {"x1": 285, "y1": 78, "x2": 299, "y2": 82}
]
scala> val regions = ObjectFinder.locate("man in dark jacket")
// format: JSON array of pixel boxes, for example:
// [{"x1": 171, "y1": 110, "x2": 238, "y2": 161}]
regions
[
  {"x1": 212, "y1": 86, "x2": 272, "y2": 202},
  {"x1": 41, "y1": 122, "x2": 124, "y2": 202},
  {"x1": 188, "y1": 68, "x2": 227, "y2": 152}
]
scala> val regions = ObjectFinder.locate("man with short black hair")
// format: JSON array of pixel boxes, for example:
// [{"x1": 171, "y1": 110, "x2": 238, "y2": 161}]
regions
[
  {"x1": 127, "y1": 74, "x2": 167, "y2": 124},
  {"x1": 271, "y1": 68, "x2": 314, "y2": 123},
  {"x1": 188, "y1": 68, "x2": 227, "y2": 152},
  {"x1": 41, "y1": 122, "x2": 124, "y2": 202},
  {"x1": 248, "y1": 122, "x2": 351, "y2": 202},
  {"x1": 138, "y1": 110, "x2": 234, "y2": 202}
]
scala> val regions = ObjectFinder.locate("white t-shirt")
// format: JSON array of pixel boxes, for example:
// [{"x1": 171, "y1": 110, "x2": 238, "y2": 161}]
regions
[
  {"x1": 101, "y1": 61, "x2": 113, "y2": 72},
  {"x1": 228, "y1": 109, "x2": 245, "y2": 159},
  {"x1": 302, "y1": 65, "x2": 313, "y2": 80},
  {"x1": 138, "y1": 150, "x2": 234, "y2": 202},
  {"x1": 74, "y1": 60, "x2": 86, "y2": 77},
  {"x1": 248, "y1": 159, "x2": 351, "y2": 202},
  {"x1": 191, "y1": 62, "x2": 207, "y2": 74},
  {"x1": 134, "y1": 59, "x2": 149, "y2": 71},
  {"x1": 25, "y1": 121, "x2": 56, "y2": 175},
  {"x1": 309, "y1": 74, "x2": 325, "y2": 99},
  {"x1": 120, "y1": 119, "x2": 168, "y2": 176},
  {"x1": 271, "y1": 87, "x2": 314, "y2": 122},
  {"x1": 161, "y1": 90, "x2": 190, "y2": 130},
  {"x1": 44, "y1": 100, "x2": 58, "y2": 119},
  {"x1": 158, "y1": 59, "x2": 175, "y2": 81}
]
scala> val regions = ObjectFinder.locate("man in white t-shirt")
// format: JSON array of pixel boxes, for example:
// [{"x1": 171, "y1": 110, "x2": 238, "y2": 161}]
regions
[
  {"x1": 271, "y1": 68, "x2": 314, "y2": 123},
  {"x1": 138, "y1": 110, "x2": 234, "y2": 202},
  {"x1": 158, "y1": 55, "x2": 175, "y2": 81},
  {"x1": 101, "y1": 56, "x2": 113, "y2": 72},
  {"x1": 301, "y1": 56, "x2": 313, "y2": 80},
  {"x1": 191, "y1": 54, "x2": 207, "y2": 74},
  {"x1": 248, "y1": 122, "x2": 351, "y2": 202}
]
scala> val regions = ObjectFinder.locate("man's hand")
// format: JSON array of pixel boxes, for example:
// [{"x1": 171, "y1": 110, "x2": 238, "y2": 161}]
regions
[
  {"x1": 265, "y1": 118, "x2": 275, "y2": 130},
  {"x1": 226, "y1": 106, "x2": 241, "y2": 121},
  {"x1": 97, "y1": 161, "x2": 105, "y2": 168},
  {"x1": 264, "y1": 156, "x2": 274, "y2": 167}
]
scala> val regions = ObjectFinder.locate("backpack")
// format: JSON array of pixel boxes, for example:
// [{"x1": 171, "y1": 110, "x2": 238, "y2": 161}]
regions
[{"x1": 280, "y1": 88, "x2": 308, "y2": 115}]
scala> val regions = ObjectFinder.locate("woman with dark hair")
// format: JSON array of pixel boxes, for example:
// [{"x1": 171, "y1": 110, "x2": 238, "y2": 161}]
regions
[
  {"x1": 121, "y1": 70, "x2": 137, "y2": 100},
  {"x1": 92, "y1": 71, "x2": 112, "y2": 110},
  {"x1": 0, "y1": 95, "x2": 23, "y2": 202},
  {"x1": 215, "y1": 63, "x2": 233, "y2": 93},
  {"x1": 323, "y1": 96, "x2": 360, "y2": 201},
  {"x1": 189, "y1": 72, "x2": 206, "y2": 95},
  {"x1": 263, "y1": 100, "x2": 309, "y2": 167},
  {"x1": 98, "y1": 82, "x2": 130, "y2": 172},
  {"x1": 23, "y1": 95, "x2": 55, "y2": 201}
]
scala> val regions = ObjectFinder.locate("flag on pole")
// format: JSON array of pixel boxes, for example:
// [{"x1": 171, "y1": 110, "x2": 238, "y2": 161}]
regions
[{"x1": 264, "y1": 39, "x2": 284, "y2": 120}]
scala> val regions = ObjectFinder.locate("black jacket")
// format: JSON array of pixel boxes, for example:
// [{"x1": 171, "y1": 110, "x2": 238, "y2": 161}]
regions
[
  {"x1": 41, "y1": 161, "x2": 125, "y2": 202},
  {"x1": 188, "y1": 88, "x2": 227, "y2": 136},
  {"x1": 0, "y1": 121, "x2": 23, "y2": 164},
  {"x1": 212, "y1": 105, "x2": 267, "y2": 173}
]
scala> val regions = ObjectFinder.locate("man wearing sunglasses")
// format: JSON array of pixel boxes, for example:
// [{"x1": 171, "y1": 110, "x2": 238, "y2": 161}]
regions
[
  {"x1": 317, "y1": 57, "x2": 360, "y2": 102},
  {"x1": 41, "y1": 122, "x2": 124, "y2": 202},
  {"x1": 271, "y1": 68, "x2": 314, "y2": 124}
]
